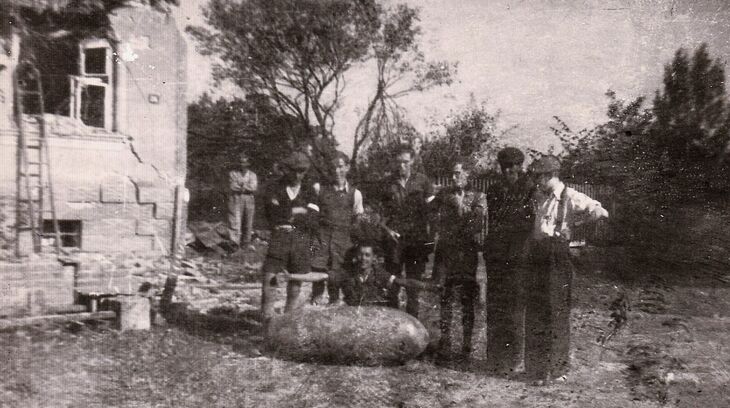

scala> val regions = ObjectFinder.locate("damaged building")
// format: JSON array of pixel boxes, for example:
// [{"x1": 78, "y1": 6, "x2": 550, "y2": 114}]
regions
[{"x1": 0, "y1": 0, "x2": 187, "y2": 316}]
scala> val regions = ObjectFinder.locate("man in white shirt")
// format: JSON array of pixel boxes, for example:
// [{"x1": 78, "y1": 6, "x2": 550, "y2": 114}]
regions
[
  {"x1": 228, "y1": 153, "x2": 258, "y2": 248},
  {"x1": 524, "y1": 155, "x2": 609, "y2": 385}
]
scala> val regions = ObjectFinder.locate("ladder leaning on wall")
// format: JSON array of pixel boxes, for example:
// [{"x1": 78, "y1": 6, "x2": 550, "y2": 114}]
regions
[{"x1": 13, "y1": 60, "x2": 62, "y2": 256}]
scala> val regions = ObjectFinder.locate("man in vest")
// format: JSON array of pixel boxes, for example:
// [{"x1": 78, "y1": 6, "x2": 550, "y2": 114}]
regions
[
  {"x1": 434, "y1": 161, "x2": 487, "y2": 361},
  {"x1": 228, "y1": 152, "x2": 258, "y2": 249},
  {"x1": 484, "y1": 146, "x2": 535, "y2": 377},
  {"x1": 524, "y1": 155, "x2": 609, "y2": 385},
  {"x1": 260, "y1": 152, "x2": 320, "y2": 322},
  {"x1": 310, "y1": 151, "x2": 364, "y2": 305},
  {"x1": 381, "y1": 145, "x2": 436, "y2": 318}
]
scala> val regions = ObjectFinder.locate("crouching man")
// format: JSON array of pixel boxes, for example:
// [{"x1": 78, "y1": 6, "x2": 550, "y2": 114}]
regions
[
  {"x1": 341, "y1": 240, "x2": 393, "y2": 307},
  {"x1": 524, "y1": 155, "x2": 609, "y2": 384}
]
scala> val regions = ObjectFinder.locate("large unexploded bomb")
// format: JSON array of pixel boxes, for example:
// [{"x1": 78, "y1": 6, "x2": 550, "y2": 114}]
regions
[{"x1": 265, "y1": 306, "x2": 430, "y2": 365}]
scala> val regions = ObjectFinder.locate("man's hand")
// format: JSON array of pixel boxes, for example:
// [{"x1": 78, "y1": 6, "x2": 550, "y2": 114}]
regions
[
  {"x1": 597, "y1": 207, "x2": 609, "y2": 219},
  {"x1": 291, "y1": 206, "x2": 308, "y2": 216},
  {"x1": 386, "y1": 228, "x2": 401, "y2": 242},
  {"x1": 473, "y1": 232, "x2": 484, "y2": 247}
]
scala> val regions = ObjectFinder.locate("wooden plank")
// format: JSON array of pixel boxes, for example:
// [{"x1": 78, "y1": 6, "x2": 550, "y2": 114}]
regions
[{"x1": 0, "y1": 311, "x2": 116, "y2": 331}]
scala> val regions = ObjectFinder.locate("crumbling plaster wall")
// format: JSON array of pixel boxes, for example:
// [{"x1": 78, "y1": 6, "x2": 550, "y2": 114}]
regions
[{"x1": 0, "y1": 5, "x2": 187, "y2": 258}]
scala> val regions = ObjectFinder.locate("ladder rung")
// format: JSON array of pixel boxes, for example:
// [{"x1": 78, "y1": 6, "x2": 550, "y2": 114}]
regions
[
  {"x1": 25, "y1": 145, "x2": 41, "y2": 149},
  {"x1": 18, "y1": 90, "x2": 42, "y2": 96},
  {"x1": 19, "y1": 172, "x2": 41, "y2": 177}
]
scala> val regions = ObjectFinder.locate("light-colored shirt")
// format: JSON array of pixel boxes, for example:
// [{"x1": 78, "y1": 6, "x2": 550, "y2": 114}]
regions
[
  {"x1": 533, "y1": 182, "x2": 607, "y2": 240},
  {"x1": 229, "y1": 169, "x2": 258, "y2": 194}
]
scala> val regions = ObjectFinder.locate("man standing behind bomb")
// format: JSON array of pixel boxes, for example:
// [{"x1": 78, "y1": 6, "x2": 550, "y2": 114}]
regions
[
  {"x1": 260, "y1": 152, "x2": 320, "y2": 323},
  {"x1": 524, "y1": 155, "x2": 608, "y2": 384},
  {"x1": 381, "y1": 145, "x2": 436, "y2": 318},
  {"x1": 484, "y1": 146, "x2": 535, "y2": 376},
  {"x1": 310, "y1": 151, "x2": 364, "y2": 305},
  {"x1": 434, "y1": 162, "x2": 487, "y2": 360},
  {"x1": 228, "y1": 153, "x2": 258, "y2": 249}
]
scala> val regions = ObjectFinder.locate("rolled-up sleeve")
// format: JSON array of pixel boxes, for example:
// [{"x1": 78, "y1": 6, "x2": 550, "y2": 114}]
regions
[
  {"x1": 353, "y1": 189, "x2": 364, "y2": 216},
  {"x1": 568, "y1": 189, "x2": 607, "y2": 221}
]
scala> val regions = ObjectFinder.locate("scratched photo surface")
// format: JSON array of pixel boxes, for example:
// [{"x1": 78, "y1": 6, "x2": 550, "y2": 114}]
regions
[{"x1": 1, "y1": 0, "x2": 729, "y2": 407}]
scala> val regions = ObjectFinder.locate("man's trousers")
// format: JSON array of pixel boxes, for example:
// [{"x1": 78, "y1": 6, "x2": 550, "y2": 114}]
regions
[
  {"x1": 228, "y1": 193, "x2": 255, "y2": 246},
  {"x1": 484, "y1": 232, "x2": 528, "y2": 375},
  {"x1": 523, "y1": 237, "x2": 573, "y2": 380}
]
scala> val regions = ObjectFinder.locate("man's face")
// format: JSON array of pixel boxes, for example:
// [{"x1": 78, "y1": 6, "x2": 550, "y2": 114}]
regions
[
  {"x1": 396, "y1": 152, "x2": 413, "y2": 177},
  {"x1": 500, "y1": 163, "x2": 521, "y2": 183},
  {"x1": 452, "y1": 163, "x2": 468, "y2": 189},
  {"x1": 286, "y1": 167, "x2": 307, "y2": 184},
  {"x1": 356, "y1": 246, "x2": 375, "y2": 271},
  {"x1": 537, "y1": 173, "x2": 553, "y2": 192},
  {"x1": 333, "y1": 158, "x2": 349, "y2": 182},
  {"x1": 412, "y1": 138, "x2": 423, "y2": 154}
]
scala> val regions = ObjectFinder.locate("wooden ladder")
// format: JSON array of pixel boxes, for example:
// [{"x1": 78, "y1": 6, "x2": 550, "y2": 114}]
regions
[{"x1": 14, "y1": 61, "x2": 62, "y2": 256}]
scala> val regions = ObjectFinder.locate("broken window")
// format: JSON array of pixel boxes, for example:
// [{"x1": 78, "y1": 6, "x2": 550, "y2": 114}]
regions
[
  {"x1": 42, "y1": 220, "x2": 82, "y2": 249},
  {"x1": 70, "y1": 39, "x2": 113, "y2": 130}
]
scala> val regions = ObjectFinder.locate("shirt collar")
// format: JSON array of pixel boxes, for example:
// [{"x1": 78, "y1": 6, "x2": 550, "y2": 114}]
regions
[
  {"x1": 335, "y1": 182, "x2": 349, "y2": 192},
  {"x1": 552, "y1": 181, "x2": 566, "y2": 200}
]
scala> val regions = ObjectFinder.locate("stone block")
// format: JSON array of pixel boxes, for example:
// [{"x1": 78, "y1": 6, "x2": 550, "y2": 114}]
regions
[
  {"x1": 138, "y1": 185, "x2": 174, "y2": 204},
  {"x1": 0, "y1": 260, "x2": 73, "y2": 316},
  {"x1": 83, "y1": 218, "x2": 137, "y2": 237},
  {"x1": 76, "y1": 203, "x2": 154, "y2": 221},
  {"x1": 107, "y1": 296, "x2": 151, "y2": 331},
  {"x1": 65, "y1": 186, "x2": 101, "y2": 203},
  {"x1": 136, "y1": 219, "x2": 172, "y2": 237},
  {"x1": 101, "y1": 180, "x2": 136, "y2": 203},
  {"x1": 83, "y1": 234, "x2": 154, "y2": 253},
  {"x1": 154, "y1": 202, "x2": 175, "y2": 219}
]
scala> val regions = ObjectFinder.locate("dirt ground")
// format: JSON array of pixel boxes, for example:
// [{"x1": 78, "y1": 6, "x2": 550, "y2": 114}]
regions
[{"x1": 1, "y1": 244, "x2": 730, "y2": 408}]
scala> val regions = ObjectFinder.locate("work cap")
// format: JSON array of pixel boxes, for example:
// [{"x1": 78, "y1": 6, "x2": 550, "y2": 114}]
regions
[
  {"x1": 529, "y1": 155, "x2": 561, "y2": 174},
  {"x1": 497, "y1": 147, "x2": 525, "y2": 166},
  {"x1": 282, "y1": 151, "x2": 311, "y2": 171}
]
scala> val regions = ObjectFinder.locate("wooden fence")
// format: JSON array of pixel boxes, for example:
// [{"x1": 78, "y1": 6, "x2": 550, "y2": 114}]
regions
[{"x1": 434, "y1": 176, "x2": 615, "y2": 245}]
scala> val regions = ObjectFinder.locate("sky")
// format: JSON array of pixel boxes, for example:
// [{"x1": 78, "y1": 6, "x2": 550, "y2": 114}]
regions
[{"x1": 172, "y1": 0, "x2": 730, "y2": 154}]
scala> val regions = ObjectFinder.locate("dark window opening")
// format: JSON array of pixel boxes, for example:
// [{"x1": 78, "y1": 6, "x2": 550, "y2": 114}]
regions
[
  {"x1": 84, "y1": 47, "x2": 108, "y2": 75},
  {"x1": 20, "y1": 38, "x2": 78, "y2": 117},
  {"x1": 42, "y1": 220, "x2": 82, "y2": 249},
  {"x1": 80, "y1": 85, "x2": 106, "y2": 128}
]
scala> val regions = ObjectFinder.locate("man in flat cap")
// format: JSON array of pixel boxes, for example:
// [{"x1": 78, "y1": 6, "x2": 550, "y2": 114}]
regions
[
  {"x1": 483, "y1": 146, "x2": 535, "y2": 377},
  {"x1": 523, "y1": 154, "x2": 608, "y2": 385},
  {"x1": 228, "y1": 152, "x2": 258, "y2": 250},
  {"x1": 260, "y1": 152, "x2": 321, "y2": 322}
]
